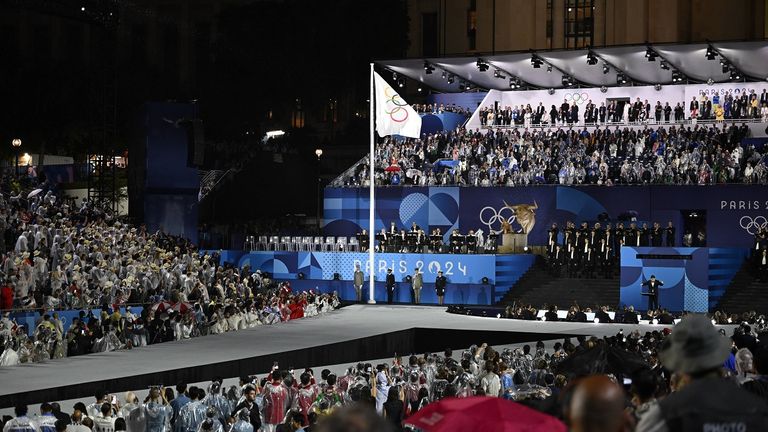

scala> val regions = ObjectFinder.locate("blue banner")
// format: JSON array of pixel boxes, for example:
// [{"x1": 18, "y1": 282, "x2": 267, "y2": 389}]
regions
[
  {"x1": 236, "y1": 252, "x2": 496, "y2": 284},
  {"x1": 324, "y1": 185, "x2": 768, "y2": 248}
]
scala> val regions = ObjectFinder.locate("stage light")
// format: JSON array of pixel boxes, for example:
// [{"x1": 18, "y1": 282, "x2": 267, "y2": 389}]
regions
[
  {"x1": 481, "y1": 277, "x2": 489, "y2": 284},
  {"x1": 616, "y1": 73, "x2": 628, "y2": 85},
  {"x1": 547, "y1": 65, "x2": 553, "y2": 73},
  {"x1": 593, "y1": 318, "x2": 600, "y2": 323},
  {"x1": 392, "y1": 71, "x2": 398, "y2": 81},
  {"x1": 297, "y1": 272, "x2": 305, "y2": 280},
  {"x1": 423, "y1": 61, "x2": 434, "y2": 74},
  {"x1": 548, "y1": 88, "x2": 555, "y2": 95},
  {"x1": 722, "y1": 63, "x2": 730, "y2": 73},
  {"x1": 730, "y1": 69, "x2": 741, "y2": 81},
  {"x1": 586, "y1": 52, "x2": 598, "y2": 65},
  {"x1": 654, "y1": 84, "x2": 662, "y2": 91},
  {"x1": 705, "y1": 45, "x2": 716, "y2": 60},
  {"x1": 561, "y1": 75, "x2": 569, "y2": 86},
  {"x1": 602, "y1": 64, "x2": 610, "y2": 74},
  {"x1": 600, "y1": 86, "x2": 607, "y2": 93},
  {"x1": 660, "y1": 60, "x2": 669, "y2": 70},
  {"x1": 441, "y1": 70, "x2": 447, "y2": 79},
  {"x1": 645, "y1": 47, "x2": 657, "y2": 61},
  {"x1": 447, "y1": 74, "x2": 455, "y2": 84},
  {"x1": 333, "y1": 272, "x2": 340, "y2": 280},
  {"x1": 476, "y1": 59, "x2": 489, "y2": 72},
  {"x1": 531, "y1": 56, "x2": 543, "y2": 68},
  {"x1": 397, "y1": 77, "x2": 405, "y2": 88},
  {"x1": 707, "y1": 78, "x2": 714, "y2": 85},
  {"x1": 417, "y1": 86, "x2": 423, "y2": 92}
]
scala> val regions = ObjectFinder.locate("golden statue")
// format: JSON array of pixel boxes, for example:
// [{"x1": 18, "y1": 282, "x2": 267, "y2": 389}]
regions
[{"x1": 503, "y1": 200, "x2": 538, "y2": 234}]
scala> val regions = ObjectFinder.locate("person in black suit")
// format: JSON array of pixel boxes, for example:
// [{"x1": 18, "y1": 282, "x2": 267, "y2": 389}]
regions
[
  {"x1": 650, "y1": 222, "x2": 663, "y2": 247},
  {"x1": 622, "y1": 306, "x2": 639, "y2": 324},
  {"x1": 595, "y1": 306, "x2": 613, "y2": 323},
  {"x1": 435, "y1": 271, "x2": 447, "y2": 305},
  {"x1": 385, "y1": 268, "x2": 396, "y2": 304},
  {"x1": 665, "y1": 221, "x2": 675, "y2": 247},
  {"x1": 544, "y1": 305, "x2": 559, "y2": 322},
  {"x1": 641, "y1": 275, "x2": 663, "y2": 311}
]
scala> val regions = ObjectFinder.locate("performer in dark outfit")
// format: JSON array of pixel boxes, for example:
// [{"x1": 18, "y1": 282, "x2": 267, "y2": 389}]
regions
[
  {"x1": 435, "y1": 271, "x2": 447, "y2": 305},
  {"x1": 641, "y1": 274, "x2": 664, "y2": 311}
]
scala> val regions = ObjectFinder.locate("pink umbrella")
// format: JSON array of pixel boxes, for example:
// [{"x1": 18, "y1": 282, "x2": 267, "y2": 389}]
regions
[{"x1": 405, "y1": 396, "x2": 566, "y2": 432}]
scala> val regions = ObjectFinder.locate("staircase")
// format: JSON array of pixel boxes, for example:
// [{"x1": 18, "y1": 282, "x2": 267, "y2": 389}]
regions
[
  {"x1": 716, "y1": 263, "x2": 768, "y2": 314},
  {"x1": 499, "y1": 255, "x2": 620, "y2": 309}
]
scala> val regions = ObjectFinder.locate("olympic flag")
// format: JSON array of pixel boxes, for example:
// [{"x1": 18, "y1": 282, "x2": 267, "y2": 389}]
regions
[{"x1": 373, "y1": 71, "x2": 422, "y2": 138}]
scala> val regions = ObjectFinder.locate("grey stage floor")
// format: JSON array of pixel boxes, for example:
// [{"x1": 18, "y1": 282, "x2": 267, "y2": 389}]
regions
[{"x1": 0, "y1": 305, "x2": 690, "y2": 406}]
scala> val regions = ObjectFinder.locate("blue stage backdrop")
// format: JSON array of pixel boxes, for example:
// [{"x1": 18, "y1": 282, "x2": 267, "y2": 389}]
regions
[
  {"x1": 619, "y1": 247, "x2": 746, "y2": 313},
  {"x1": 203, "y1": 251, "x2": 536, "y2": 305},
  {"x1": 324, "y1": 185, "x2": 767, "y2": 248},
  {"x1": 236, "y1": 252, "x2": 495, "y2": 284}
]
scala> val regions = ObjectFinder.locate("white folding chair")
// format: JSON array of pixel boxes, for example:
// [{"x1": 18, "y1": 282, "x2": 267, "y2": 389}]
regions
[{"x1": 269, "y1": 236, "x2": 280, "y2": 251}]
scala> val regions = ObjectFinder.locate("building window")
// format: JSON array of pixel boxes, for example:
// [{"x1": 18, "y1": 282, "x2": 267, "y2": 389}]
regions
[
  {"x1": 467, "y1": 0, "x2": 477, "y2": 51},
  {"x1": 564, "y1": 0, "x2": 594, "y2": 49}
]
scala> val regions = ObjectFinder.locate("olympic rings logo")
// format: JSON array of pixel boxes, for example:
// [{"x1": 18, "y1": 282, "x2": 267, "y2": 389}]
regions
[
  {"x1": 384, "y1": 86, "x2": 409, "y2": 123},
  {"x1": 479, "y1": 206, "x2": 517, "y2": 233},
  {"x1": 564, "y1": 92, "x2": 589, "y2": 105},
  {"x1": 740, "y1": 216, "x2": 768, "y2": 235}
]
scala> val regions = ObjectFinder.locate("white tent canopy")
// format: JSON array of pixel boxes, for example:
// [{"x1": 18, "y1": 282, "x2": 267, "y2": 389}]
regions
[{"x1": 378, "y1": 41, "x2": 768, "y2": 92}]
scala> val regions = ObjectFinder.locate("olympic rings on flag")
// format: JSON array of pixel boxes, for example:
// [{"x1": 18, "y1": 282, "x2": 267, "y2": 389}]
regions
[{"x1": 384, "y1": 86, "x2": 409, "y2": 123}]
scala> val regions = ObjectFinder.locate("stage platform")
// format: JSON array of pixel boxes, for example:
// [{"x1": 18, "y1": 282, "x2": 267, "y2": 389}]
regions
[{"x1": 0, "y1": 304, "x2": 708, "y2": 408}]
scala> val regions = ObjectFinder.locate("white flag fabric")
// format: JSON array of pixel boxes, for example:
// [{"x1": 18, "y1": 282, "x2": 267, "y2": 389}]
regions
[{"x1": 374, "y1": 72, "x2": 422, "y2": 138}]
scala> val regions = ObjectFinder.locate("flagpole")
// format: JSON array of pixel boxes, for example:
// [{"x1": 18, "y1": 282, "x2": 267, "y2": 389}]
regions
[{"x1": 368, "y1": 62, "x2": 376, "y2": 304}]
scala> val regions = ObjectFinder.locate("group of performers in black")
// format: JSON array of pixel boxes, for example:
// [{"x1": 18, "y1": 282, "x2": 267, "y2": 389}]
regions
[
  {"x1": 546, "y1": 220, "x2": 676, "y2": 278},
  {"x1": 751, "y1": 226, "x2": 768, "y2": 281},
  {"x1": 356, "y1": 222, "x2": 490, "y2": 254}
]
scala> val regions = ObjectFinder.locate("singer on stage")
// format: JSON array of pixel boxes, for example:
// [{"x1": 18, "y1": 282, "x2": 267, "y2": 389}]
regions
[{"x1": 641, "y1": 275, "x2": 664, "y2": 311}]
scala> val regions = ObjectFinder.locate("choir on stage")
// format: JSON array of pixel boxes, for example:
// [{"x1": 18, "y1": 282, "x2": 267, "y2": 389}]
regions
[{"x1": 546, "y1": 220, "x2": 675, "y2": 278}]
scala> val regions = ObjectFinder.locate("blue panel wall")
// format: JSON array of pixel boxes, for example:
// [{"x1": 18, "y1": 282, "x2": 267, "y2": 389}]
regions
[
  {"x1": 204, "y1": 251, "x2": 535, "y2": 305},
  {"x1": 235, "y1": 252, "x2": 495, "y2": 284},
  {"x1": 620, "y1": 247, "x2": 709, "y2": 312},
  {"x1": 325, "y1": 185, "x2": 767, "y2": 249}
]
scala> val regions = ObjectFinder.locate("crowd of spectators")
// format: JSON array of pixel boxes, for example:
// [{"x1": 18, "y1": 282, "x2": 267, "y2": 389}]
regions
[
  {"x1": 478, "y1": 89, "x2": 768, "y2": 127},
  {"x1": 339, "y1": 123, "x2": 765, "y2": 187},
  {"x1": 412, "y1": 103, "x2": 471, "y2": 116},
  {"x1": 0, "y1": 183, "x2": 340, "y2": 367},
  {"x1": 3, "y1": 314, "x2": 768, "y2": 431}
]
